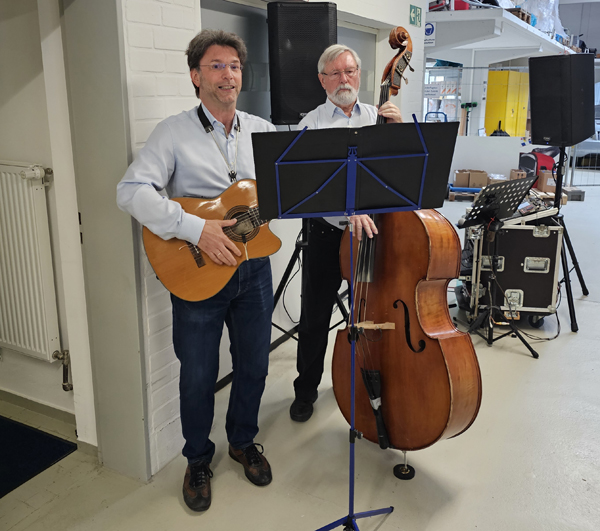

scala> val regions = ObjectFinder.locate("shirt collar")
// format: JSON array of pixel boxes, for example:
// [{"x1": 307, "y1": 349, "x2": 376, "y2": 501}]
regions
[
  {"x1": 200, "y1": 102, "x2": 239, "y2": 135},
  {"x1": 325, "y1": 97, "x2": 363, "y2": 118}
]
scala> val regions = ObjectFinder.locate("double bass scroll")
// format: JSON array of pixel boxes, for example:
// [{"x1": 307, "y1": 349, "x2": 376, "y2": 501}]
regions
[{"x1": 377, "y1": 26, "x2": 415, "y2": 124}]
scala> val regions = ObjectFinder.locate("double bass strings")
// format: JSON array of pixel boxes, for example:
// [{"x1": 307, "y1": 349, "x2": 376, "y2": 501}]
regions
[{"x1": 353, "y1": 231, "x2": 377, "y2": 370}]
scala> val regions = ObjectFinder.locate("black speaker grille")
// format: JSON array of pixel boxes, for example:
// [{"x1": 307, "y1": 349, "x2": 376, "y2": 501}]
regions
[
  {"x1": 268, "y1": 2, "x2": 337, "y2": 125},
  {"x1": 529, "y1": 54, "x2": 595, "y2": 147}
]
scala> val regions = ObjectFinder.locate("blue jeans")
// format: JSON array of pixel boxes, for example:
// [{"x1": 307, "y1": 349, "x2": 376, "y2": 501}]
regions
[{"x1": 171, "y1": 257, "x2": 273, "y2": 464}]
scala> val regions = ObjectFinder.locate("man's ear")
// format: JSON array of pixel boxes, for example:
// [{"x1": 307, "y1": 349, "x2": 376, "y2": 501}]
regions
[
  {"x1": 191, "y1": 68, "x2": 201, "y2": 89},
  {"x1": 318, "y1": 73, "x2": 326, "y2": 91}
]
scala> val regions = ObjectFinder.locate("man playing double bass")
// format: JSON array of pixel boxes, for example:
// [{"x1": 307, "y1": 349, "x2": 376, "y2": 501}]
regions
[{"x1": 290, "y1": 44, "x2": 403, "y2": 423}]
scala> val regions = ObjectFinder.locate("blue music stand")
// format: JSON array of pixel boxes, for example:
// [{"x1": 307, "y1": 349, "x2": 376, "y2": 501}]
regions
[{"x1": 252, "y1": 116, "x2": 459, "y2": 531}]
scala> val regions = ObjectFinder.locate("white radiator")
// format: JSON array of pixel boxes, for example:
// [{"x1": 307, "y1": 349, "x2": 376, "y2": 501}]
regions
[{"x1": 0, "y1": 162, "x2": 61, "y2": 361}]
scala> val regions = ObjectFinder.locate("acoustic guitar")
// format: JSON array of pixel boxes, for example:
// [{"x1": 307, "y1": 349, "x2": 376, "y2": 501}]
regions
[{"x1": 142, "y1": 179, "x2": 281, "y2": 301}]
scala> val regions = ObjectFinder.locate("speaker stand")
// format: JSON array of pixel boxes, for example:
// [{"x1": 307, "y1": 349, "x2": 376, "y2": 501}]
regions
[
  {"x1": 272, "y1": 219, "x2": 348, "y2": 340},
  {"x1": 552, "y1": 147, "x2": 589, "y2": 333}
]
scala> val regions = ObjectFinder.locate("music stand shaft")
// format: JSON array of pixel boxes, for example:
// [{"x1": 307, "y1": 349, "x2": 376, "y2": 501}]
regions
[{"x1": 315, "y1": 225, "x2": 393, "y2": 531}]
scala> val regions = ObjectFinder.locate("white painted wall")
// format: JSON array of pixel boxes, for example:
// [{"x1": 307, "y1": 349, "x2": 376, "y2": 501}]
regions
[
  {"x1": 560, "y1": 2, "x2": 600, "y2": 51},
  {"x1": 36, "y1": 0, "x2": 97, "y2": 447},
  {"x1": 335, "y1": 0, "x2": 428, "y2": 119},
  {"x1": 0, "y1": 0, "x2": 74, "y2": 413},
  {"x1": 0, "y1": 0, "x2": 98, "y2": 447},
  {"x1": 450, "y1": 136, "x2": 527, "y2": 180}
]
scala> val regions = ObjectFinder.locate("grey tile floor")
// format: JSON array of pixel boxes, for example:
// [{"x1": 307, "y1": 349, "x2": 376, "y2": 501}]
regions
[{"x1": 1, "y1": 188, "x2": 599, "y2": 531}]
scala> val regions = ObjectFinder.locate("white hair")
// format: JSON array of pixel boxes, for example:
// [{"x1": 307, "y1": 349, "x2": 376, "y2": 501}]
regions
[{"x1": 317, "y1": 44, "x2": 361, "y2": 74}]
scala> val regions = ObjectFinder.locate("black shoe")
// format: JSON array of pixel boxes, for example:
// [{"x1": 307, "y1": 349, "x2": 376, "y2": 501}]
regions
[
  {"x1": 182, "y1": 461, "x2": 213, "y2": 512},
  {"x1": 229, "y1": 443, "x2": 272, "y2": 486},
  {"x1": 290, "y1": 398, "x2": 314, "y2": 422}
]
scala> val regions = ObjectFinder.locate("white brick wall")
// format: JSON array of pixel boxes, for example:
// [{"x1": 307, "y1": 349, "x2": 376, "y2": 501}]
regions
[{"x1": 121, "y1": 0, "x2": 200, "y2": 475}]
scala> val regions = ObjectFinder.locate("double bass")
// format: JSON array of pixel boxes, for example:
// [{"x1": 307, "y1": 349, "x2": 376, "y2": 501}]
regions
[{"x1": 331, "y1": 27, "x2": 482, "y2": 475}]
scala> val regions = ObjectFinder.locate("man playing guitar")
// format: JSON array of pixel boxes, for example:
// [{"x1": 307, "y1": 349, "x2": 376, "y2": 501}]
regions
[{"x1": 117, "y1": 29, "x2": 275, "y2": 512}]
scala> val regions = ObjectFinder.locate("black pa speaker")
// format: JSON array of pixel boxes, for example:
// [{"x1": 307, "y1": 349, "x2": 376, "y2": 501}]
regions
[
  {"x1": 267, "y1": 2, "x2": 337, "y2": 125},
  {"x1": 529, "y1": 53, "x2": 595, "y2": 147}
]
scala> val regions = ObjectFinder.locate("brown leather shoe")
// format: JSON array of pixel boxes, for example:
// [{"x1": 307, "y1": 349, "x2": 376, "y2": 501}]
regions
[
  {"x1": 228, "y1": 443, "x2": 272, "y2": 486},
  {"x1": 182, "y1": 462, "x2": 212, "y2": 511}
]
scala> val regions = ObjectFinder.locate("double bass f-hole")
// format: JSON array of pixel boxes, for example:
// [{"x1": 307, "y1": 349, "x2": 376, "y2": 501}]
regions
[{"x1": 393, "y1": 299, "x2": 426, "y2": 353}]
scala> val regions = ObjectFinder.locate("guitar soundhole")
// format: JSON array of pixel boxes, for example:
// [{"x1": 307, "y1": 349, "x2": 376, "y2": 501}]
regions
[{"x1": 224, "y1": 205, "x2": 260, "y2": 243}]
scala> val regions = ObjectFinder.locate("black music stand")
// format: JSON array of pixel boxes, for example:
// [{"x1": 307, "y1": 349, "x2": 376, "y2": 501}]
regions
[
  {"x1": 458, "y1": 176, "x2": 540, "y2": 358},
  {"x1": 253, "y1": 116, "x2": 459, "y2": 531}
]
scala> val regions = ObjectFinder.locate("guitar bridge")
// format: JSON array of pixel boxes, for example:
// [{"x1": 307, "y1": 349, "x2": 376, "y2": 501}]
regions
[{"x1": 186, "y1": 242, "x2": 206, "y2": 268}]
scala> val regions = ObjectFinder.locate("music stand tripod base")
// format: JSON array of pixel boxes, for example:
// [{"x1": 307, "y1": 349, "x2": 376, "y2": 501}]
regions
[{"x1": 460, "y1": 176, "x2": 540, "y2": 359}]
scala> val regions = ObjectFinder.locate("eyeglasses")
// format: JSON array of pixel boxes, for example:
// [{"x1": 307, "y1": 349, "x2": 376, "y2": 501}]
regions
[
  {"x1": 199, "y1": 63, "x2": 243, "y2": 72},
  {"x1": 321, "y1": 68, "x2": 359, "y2": 80}
]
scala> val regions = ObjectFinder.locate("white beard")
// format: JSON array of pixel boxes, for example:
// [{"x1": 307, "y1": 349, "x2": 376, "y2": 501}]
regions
[{"x1": 328, "y1": 83, "x2": 359, "y2": 107}]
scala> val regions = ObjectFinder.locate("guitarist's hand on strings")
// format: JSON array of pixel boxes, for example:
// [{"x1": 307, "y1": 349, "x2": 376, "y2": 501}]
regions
[
  {"x1": 377, "y1": 101, "x2": 403, "y2": 123},
  {"x1": 349, "y1": 215, "x2": 378, "y2": 242},
  {"x1": 198, "y1": 219, "x2": 241, "y2": 266}
]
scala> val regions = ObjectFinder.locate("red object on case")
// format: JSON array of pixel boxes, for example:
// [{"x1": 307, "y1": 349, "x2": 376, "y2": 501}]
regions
[
  {"x1": 519, "y1": 152, "x2": 557, "y2": 189},
  {"x1": 533, "y1": 152, "x2": 556, "y2": 174},
  {"x1": 454, "y1": 0, "x2": 470, "y2": 9}
]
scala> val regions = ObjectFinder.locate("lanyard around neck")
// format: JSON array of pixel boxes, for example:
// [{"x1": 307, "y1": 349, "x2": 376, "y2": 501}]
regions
[{"x1": 197, "y1": 104, "x2": 240, "y2": 183}]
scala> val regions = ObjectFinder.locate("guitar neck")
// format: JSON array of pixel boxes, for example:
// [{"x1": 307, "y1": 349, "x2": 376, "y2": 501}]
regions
[{"x1": 248, "y1": 206, "x2": 268, "y2": 227}]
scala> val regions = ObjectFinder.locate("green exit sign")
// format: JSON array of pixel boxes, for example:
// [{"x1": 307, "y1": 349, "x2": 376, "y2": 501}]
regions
[{"x1": 410, "y1": 5, "x2": 422, "y2": 27}]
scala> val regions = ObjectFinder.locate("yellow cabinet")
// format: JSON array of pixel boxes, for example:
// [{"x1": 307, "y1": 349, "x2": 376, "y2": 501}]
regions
[{"x1": 485, "y1": 71, "x2": 529, "y2": 137}]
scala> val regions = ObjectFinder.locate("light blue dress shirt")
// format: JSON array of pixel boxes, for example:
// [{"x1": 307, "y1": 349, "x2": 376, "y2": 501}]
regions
[
  {"x1": 298, "y1": 98, "x2": 378, "y2": 227},
  {"x1": 116, "y1": 104, "x2": 276, "y2": 245},
  {"x1": 298, "y1": 97, "x2": 378, "y2": 130}
]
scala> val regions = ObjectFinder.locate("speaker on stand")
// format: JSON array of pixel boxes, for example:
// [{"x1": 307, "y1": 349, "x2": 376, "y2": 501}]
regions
[
  {"x1": 529, "y1": 53, "x2": 595, "y2": 148},
  {"x1": 267, "y1": 2, "x2": 344, "y2": 336},
  {"x1": 267, "y1": 2, "x2": 337, "y2": 125},
  {"x1": 528, "y1": 53, "x2": 594, "y2": 331}
]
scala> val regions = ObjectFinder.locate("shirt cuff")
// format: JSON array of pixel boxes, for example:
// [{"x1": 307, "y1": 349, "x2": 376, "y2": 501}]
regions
[{"x1": 178, "y1": 213, "x2": 206, "y2": 246}]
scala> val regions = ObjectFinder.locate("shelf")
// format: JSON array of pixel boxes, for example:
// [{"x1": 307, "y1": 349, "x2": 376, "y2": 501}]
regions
[{"x1": 425, "y1": 9, "x2": 571, "y2": 65}]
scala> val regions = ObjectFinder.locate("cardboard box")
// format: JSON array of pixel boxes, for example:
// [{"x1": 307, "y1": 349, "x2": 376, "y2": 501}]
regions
[
  {"x1": 563, "y1": 186, "x2": 585, "y2": 202},
  {"x1": 537, "y1": 170, "x2": 556, "y2": 193},
  {"x1": 488, "y1": 174, "x2": 508, "y2": 185},
  {"x1": 510, "y1": 169, "x2": 527, "y2": 180},
  {"x1": 539, "y1": 192, "x2": 567, "y2": 205},
  {"x1": 453, "y1": 170, "x2": 470, "y2": 188},
  {"x1": 468, "y1": 170, "x2": 488, "y2": 189}
]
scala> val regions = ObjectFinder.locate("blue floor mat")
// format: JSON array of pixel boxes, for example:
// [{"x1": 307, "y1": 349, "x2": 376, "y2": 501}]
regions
[{"x1": 0, "y1": 415, "x2": 76, "y2": 498}]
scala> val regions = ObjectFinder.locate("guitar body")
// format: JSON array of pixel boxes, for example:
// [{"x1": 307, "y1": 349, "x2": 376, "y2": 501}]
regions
[{"x1": 142, "y1": 179, "x2": 281, "y2": 301}]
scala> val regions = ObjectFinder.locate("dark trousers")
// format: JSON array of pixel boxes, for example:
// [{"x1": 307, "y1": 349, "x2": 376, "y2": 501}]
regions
[
  {"x1": 294, "y1": 218, "x2": 344, "y2": 402},
  {"x1": 171, "y1": 257, "x2": 273, "y2": 464}
]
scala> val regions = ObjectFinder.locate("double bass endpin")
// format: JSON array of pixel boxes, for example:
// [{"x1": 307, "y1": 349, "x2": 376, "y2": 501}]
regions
[{"x1": 393, "y1": 451, "x2": 416, "y2": 480}]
